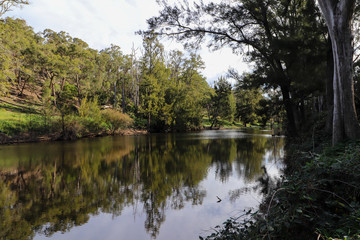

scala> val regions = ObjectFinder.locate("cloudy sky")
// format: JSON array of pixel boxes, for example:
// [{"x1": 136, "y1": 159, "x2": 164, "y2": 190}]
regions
[{"x1": 4, "y1": 0, "x2": 250, "y2": 84}]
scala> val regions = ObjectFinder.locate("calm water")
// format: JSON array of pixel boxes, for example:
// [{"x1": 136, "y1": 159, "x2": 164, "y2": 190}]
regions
[{"x1": 0, "y1": 129, "x2": 284, "y2": 240}]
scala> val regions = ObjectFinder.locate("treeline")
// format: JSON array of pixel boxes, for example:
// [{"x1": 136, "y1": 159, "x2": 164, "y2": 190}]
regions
[
  {"x1": 145, "y1": 0, "x2": 360, "y2": 143},
  {"x1": 0, "y1": 17, "x2": 282, "y2": 138},
  {"x1": 0, "y1": 17, "x2": 212, "y2": 135}
]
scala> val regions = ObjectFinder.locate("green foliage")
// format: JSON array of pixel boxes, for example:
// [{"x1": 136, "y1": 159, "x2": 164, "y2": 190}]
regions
[
  {"x1": 98, "y1": 44, "x2": 130, "y2": 109},
  {"x1": 101, "y1": 109, "x2": 133, "y2": 134},
  {"x1": 0, "y1": 17, "x2": 38, "y2": 96},
  {"x1": 0, "y1": 119, "x2": 26, "y2": 136},
  {"x1": 0, "y1": 113, "x2": 56, "y2": 136},
  {"x1": 228, "y1": 92, "x2": 236, "y2": 123},
  {"x1": 234, "y1": 87, "x2": 262, "y2": 126},
  {"x1": 136, "y1": 34, "x2": 211, "y2": 132},
  {"x1": 61, "y1": 115, "x2": 85, "y2": 139},
  {"x1": 78, "y1": 96, "x2": 101, "y2": 120},
  {"x1": 57, "y1": 83, "x2": 78, "y2": 114},
  {"x1": 145, "y1": 0, "x2": 329, "y2": 137},
  {"x1": 0, "y1": 17, "x2": 215, "y2": 136},
  {"x1": 207, "y1": 77, "x2": 234, "y2": 128}
]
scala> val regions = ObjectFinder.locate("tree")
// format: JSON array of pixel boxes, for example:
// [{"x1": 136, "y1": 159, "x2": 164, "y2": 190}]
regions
[
  {"x1": 0, "y1": 0, "x2": 28, "y2": 16},
  {"x1": 139, "y1": 34, "x2": 169, "y2": 129},
  {"x1": 235, "y1": 88, "x2": 262, "y2": 127},
  {"x1": 164, "y1": 50, "x2": 210, "y2": 131},
  {"x1": 38, "y1": 29, "x2": 73, "y2": 108},
  {"x1": 129, "y1": 44, "x2": 141, "y2": 111},
  {"x1": 143, "y1": 0, "x2": 327, "y2": 137},
  {"x1": 355, "y1": 57, "x2": 360, "y2": 119},
  {"x1": 317, "y1": 0, "x2": 360, "y2": 144},
  {"x1": 0, "y1": 18, "x2": 38, "y2": 96},
  {"x1": 57, "y1": 82, "x2": 78, "y2": 134},
  {"x1": 207, "y1": 77, "x2": 233, "y2": 128},
  {"x1": 99, "y1": 44, "x2": 129, "y2": 111},
  {"x1": 67, "y1": 38, "x2": 98, "y2": 103}
]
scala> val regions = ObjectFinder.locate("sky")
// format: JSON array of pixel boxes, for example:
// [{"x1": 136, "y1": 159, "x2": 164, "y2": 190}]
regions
[{"x1": 4, "y1": 0, "x2": 251, "y2": 84}]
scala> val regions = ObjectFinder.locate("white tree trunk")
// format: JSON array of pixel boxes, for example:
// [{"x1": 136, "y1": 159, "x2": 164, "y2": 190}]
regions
[{"x1": 318, "y1": 0, "x2": 360, "y2": 145}]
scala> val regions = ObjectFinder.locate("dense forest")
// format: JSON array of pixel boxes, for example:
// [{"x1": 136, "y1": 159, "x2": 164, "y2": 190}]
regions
[
  {"x1": 0, "y1": 15, "x2": 282, "y2": 141},
  {"x1": 0, "y1": 16, "x2": 208, "y2": 136}
]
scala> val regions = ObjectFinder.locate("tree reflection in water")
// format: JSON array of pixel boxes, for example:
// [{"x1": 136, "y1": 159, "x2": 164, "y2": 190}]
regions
[{"x1": 0, "y1": 130, "x2": 284, "y2": 239}]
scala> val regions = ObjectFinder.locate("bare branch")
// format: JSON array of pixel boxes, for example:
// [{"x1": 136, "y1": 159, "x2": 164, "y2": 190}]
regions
[{"x1": 0, "y1": 0, "x2": 29, "y2": 16}]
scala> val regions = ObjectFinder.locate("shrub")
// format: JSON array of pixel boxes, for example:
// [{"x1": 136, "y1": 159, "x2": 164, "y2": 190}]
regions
[
  {"x1": 80, "y1": 116, "x2": 105, "y2": 133},
  {"x1": 62, "y1": 115, "x2": 84, "y2": 140},
  {"x1": 133, "y1": 116, "x2": 148, "y2": 129},
  {"x1": 24, "y1": 114, "x2": 51, "y2": 135},
  {"x1": 78, "y1": 97, "x2": 101, "y2": 121},
  {"x1": 0, "y1": 120, "x2": 25, "y2": 136},
  {"x1": 101, "y1": 109, "x2": 133, "y2": 134}
]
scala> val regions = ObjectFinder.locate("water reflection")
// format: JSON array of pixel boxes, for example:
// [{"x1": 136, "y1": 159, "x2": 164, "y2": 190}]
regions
[{"x1": 0, "y1": 130, "x2": 284, "y2": 240}]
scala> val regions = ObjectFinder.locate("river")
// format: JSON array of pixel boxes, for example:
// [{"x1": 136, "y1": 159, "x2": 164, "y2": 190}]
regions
[{"x1": 0, "y1": 129, "x2": 284, "y2": 240}]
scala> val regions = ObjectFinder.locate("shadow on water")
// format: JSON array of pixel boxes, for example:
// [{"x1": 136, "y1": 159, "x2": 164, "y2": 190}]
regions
[{"x1": 0, "y1": 129, "x2": 284, "y2": 240}]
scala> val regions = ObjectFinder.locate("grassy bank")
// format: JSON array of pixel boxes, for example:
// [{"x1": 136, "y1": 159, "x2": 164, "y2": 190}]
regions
[
  {"x1": 0, "y1": 99, "x2": 143, "y2": 144},
  {"x1": 202, "y1": 134, "x2": 360, "y2": 240}
]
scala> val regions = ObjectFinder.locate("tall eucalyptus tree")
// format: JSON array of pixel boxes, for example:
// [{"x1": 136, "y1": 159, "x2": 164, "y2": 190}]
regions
[{"x1": 317, "y1": 0, "x2": 360, "y2": 144}]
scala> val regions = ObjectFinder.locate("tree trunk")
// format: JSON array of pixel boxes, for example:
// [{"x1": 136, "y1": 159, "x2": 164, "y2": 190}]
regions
[
  {"x1": 318, "y1": 0, "x2": 360, "y2": 145},
  {"x1": 19, "y1": 77, "x2": 27, "y2": 96},
  {"x1": 61, "y1": 112, "x2": 65, "y2": 136},
  {"x1": 76, "y1": 74, "x2": 82, "y2": 105},
  {"x1": 210, "y1": 118, "x2": 217, "y2": 129},
  {"x1": 114, "y1": 81, "x2": 117, "y2": 109},
  {"x1": 326, "y1": 37, "x2": 334, "y2": 133},
  {"x1": 50, "y1": 76, "x2": 57, "y2": 107},
  {"x1": 332, "y1": 27, "x2": 360, "y2": 141},
  {"x1": 280, "y1": 85, "x2": 297, "y2": 137},
  {"x1": 122, "y1": 79, "x2": 126, "y2": 113},
  {"x1": 148, "y1": 112, "x2": 151, "y2": 129}
]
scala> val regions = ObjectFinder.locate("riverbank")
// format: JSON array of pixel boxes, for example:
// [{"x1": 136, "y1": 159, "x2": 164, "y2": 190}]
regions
[
  {"x1": 0, "y1": 96, "x2": 148, "y2": 144},
  {"x1": 0, "y1": 122, "x2": 272, "y2": 145},
  {"x1": 203, "y1": 131, "x2": 360, "y2": 239},
  {"x1": 0, "y1": 128, "x2": 148, "y2": 145}
]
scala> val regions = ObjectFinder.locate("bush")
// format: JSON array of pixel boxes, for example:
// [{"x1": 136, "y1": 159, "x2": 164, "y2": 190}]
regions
[
  {"x1": 133, "y1": 116, "x2": 148, "y2": 129},
  {"x1": 62, "y1": 115, "x2": 84, "y2": 140},
  {"x1": 0, "y1": 114, "x2": 52, "y2": 136},
  {"x1": 78, "y1": 97, "x2": 102, "y2": 121},
  {"x1": 80, "y1": 117, "x2": 104, "y2": 133},
  {"x1": 101, "y1": 109, "x2": 133, "y2": 134},
  {"x1": 0, "y1": 120, "x2": 25, "y2": 136},
  {"x1": 25, "y1": 114, "x2": 53, "y2": 135}
]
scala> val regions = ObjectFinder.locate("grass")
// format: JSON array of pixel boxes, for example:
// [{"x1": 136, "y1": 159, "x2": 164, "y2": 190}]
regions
[
  {"x1": 0, "y1": 98, "x2": 47, "y2": 136},
  {"x1": 0, "y1": 108, "x2": 27, "y2": 121},
  {"x1": 0, "y1": 100, "x2": 134, "y2": 139}
]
